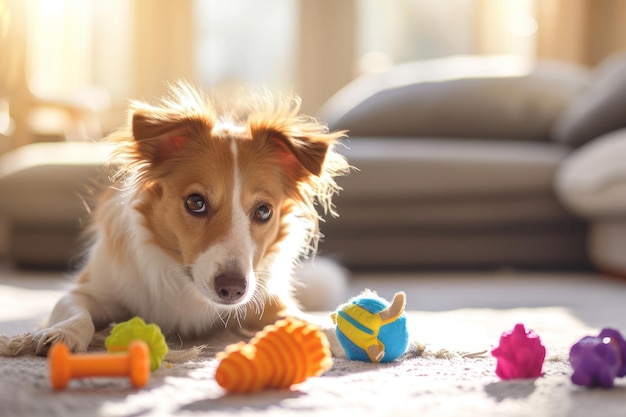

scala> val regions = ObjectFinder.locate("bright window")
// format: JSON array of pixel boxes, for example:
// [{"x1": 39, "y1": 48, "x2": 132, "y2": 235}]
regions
[
  {"x1": 356, "y1": 0, "x2": 536, "y2": 74},
  {"x1": 193, "y1": 0, "x2": 297, "y2": 94}
]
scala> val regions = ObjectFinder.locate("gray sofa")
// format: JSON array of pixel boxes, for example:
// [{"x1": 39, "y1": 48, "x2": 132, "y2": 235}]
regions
[{"x1": 317, "y1": 53, "x2": 626, "y2": 272}]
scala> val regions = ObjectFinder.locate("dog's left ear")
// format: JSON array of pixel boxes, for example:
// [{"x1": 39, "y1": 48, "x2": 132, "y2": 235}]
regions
[
  {"x1": 248, "y1": 96, "x2": 345, "y2": 179},
  {"x1": 271, "y1": 134, "x2": 332, "y2": 177}
]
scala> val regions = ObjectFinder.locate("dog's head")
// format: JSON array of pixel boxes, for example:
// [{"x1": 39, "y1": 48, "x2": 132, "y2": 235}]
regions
[{"x1": 110, "y1": 82, "x2": 348, "y2": 311}]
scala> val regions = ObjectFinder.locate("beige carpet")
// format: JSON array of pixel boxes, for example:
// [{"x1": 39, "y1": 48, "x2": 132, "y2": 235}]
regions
[{"x1": 1, "y1": 268, "x2": 626, "y2": 417}]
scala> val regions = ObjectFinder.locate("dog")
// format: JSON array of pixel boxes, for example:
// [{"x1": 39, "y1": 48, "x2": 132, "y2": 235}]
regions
[{"x1": 2, "y1": 82, "x2": 349, "y2": 356}]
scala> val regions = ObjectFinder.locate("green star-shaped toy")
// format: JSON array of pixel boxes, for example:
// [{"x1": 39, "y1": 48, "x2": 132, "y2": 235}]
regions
[{"x1": 105, "y1": 317, "x2": 168, "y2": 371}]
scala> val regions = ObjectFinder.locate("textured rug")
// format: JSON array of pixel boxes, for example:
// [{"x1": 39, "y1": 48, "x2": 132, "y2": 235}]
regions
[{"x1": 2, "y1": 271, "x2": 626, "y2": 417}]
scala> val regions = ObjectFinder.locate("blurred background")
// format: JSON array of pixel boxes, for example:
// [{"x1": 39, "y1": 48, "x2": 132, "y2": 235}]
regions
[
  {"x1": 1, "y1": 0, "x2": 626, "y2": 272},
  {"x1": 2, "y1": 0, "x2": 625, "y2": 152}
]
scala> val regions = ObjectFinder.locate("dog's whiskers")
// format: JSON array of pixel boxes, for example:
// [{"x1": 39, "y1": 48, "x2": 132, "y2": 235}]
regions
[
  {"x1": 250, "y1": 294, "x2": 264, "y2": 318},
  {"x1": 250, "y1": 271, "x2": 274, "y2": 319},
  {"x1": 233, "y1": 306, "x2": 245, "y2": 328},
  {"x1": 217, "y1": 309, "x2": 230, "y2": 328}
]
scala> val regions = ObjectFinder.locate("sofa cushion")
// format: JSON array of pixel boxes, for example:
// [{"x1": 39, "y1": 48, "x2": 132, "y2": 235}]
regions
[
  {"x1": 319, "y1": 55, "x2": 589, "y2": 141},
  {"x1": 331, "y1": 195, "x2": 575, "y2": 231},
  {"x1": 555, "y1": 128, "x2": 626, "y2": 217},
  {"x1": 553, "y1": 51, "x2": 626, "y2": 147},
  {"x1": 338, "y1": 137, "x2": 570, "y2": 200}
]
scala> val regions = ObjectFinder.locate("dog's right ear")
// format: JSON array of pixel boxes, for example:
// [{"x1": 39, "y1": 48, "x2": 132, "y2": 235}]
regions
[
  {"x1": 131, "y1": 110, "x2": 192, "y2": 165},
  {"x1": 129, "y1": 83, "x2": 215, "y2": 165},
  {"x1": 130, "y1": 107, "x2": 215, "y2": 165}
]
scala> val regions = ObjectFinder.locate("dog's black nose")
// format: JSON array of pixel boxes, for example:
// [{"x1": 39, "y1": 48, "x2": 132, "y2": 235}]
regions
[{"x1": 214, "y1": 272, "x2": 247, "y2": 303}]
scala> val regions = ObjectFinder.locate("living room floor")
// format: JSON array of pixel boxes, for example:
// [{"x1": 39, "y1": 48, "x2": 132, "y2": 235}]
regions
[{"x1": 4, "y1": 264, "x2": 626, "y2": 417}]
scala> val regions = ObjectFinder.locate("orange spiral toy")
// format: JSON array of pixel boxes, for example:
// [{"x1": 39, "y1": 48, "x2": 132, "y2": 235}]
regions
[{"x1": 215, "y1": 317, "x2": 332, "y2": 393}]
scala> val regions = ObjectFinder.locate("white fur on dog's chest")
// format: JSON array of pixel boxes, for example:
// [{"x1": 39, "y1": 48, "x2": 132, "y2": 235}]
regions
[{"x1": 89, "y1": 247, "x2": 224, "y2": 337}]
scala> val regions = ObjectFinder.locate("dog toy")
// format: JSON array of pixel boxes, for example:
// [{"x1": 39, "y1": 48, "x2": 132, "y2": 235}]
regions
[
  {"x1": 331, "y1": 290, "x2": 409, "y2": 363},
  {"x1": 105, "y1": 317, "x2": 168, "y2": 371},
  {"x1": 215, "y1": 317, "x2": 332, "y2": 393},
  {"x1": 49, "y1": 341, "x2": 150, "y2": 390},
  {"x1": 569, "y1": 327, "x2": 626, "y2": 388},
  {"x1": 491, "y1": 323, "x2": 546, "y2": 380}
]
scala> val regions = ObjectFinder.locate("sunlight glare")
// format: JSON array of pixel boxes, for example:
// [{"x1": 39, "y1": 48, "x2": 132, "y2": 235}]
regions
[{"x1": 511, "y1": 13, "x2": 538, "y2": 37}]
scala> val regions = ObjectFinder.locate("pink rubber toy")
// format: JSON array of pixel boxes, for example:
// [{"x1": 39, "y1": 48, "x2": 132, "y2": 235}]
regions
[{"x1": 491, "y1": 323, "x2": 546, "y2": 380}]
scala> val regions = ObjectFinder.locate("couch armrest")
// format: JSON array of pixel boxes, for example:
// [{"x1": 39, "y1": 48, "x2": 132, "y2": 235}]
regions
[
  {"x1": 0, "y1": 142, "x2": 112, "y2": 223},
  {"x1": 555, "y1": 128, "x2": 626, "y2": 218},
  {"x1": 0, "y1": 141, "x2": 113, "y2": 267}
]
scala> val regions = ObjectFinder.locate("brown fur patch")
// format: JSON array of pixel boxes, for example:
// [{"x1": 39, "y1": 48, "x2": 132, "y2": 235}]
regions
[{"x1": 137, "y1": 135, "x2": 238, "y2": 266}]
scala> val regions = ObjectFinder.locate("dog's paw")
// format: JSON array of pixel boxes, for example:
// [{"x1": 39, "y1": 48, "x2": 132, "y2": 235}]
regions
[
  {"x1": 33, "y1": 324, "x2": 94, "y2": 355},
  {"x1": 0, "y1": 333, "x2": 36, "y2": 357}
]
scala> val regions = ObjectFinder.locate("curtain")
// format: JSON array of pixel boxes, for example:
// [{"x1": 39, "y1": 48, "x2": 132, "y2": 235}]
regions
[{"x1": 535, "y1": 0, "x2": 626, "y2": 67}]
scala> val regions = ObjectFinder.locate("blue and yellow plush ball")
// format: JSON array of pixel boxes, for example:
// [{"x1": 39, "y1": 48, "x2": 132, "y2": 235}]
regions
[{"x1": 331, "y1": 290, "x2": 409, "y2": 363}]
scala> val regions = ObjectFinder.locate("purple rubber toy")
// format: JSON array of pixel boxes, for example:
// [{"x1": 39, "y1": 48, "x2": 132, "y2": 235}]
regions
[{"x1": 569, "y1": 328, "x2": 626, "y2": 388}]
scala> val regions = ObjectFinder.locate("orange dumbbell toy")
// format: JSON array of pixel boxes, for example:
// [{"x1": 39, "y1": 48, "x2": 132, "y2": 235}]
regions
[
  {"x1": 49, "y1": 340, "x2": 150, "y2": 390},
  {"x1": 215, "y1": 317, "x2": 332, "y2": 393}
]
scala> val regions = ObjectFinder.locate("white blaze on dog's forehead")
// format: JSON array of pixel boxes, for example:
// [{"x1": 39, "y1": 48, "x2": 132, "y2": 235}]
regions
[
  {"x1": 229, "y1": 139, "x2": 256, "y2": 266},
  {"x1": 230, "y1": 139, "x2": 242, "y2": 214},
  {"x1": 230, "y1": 139, "x2": 250, "y2": 234},
  {"x1": 188, "y1": 138, "x2": 256, "y2": 305}
]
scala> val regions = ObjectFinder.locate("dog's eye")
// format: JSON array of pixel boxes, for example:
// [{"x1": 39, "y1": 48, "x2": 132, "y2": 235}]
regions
[
  {"x1": 184, "y1": 194, "x2": 207, "y2": 216},
  {"x1": 253, "y1": 204, "x2": 273, "y2": 223}
]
